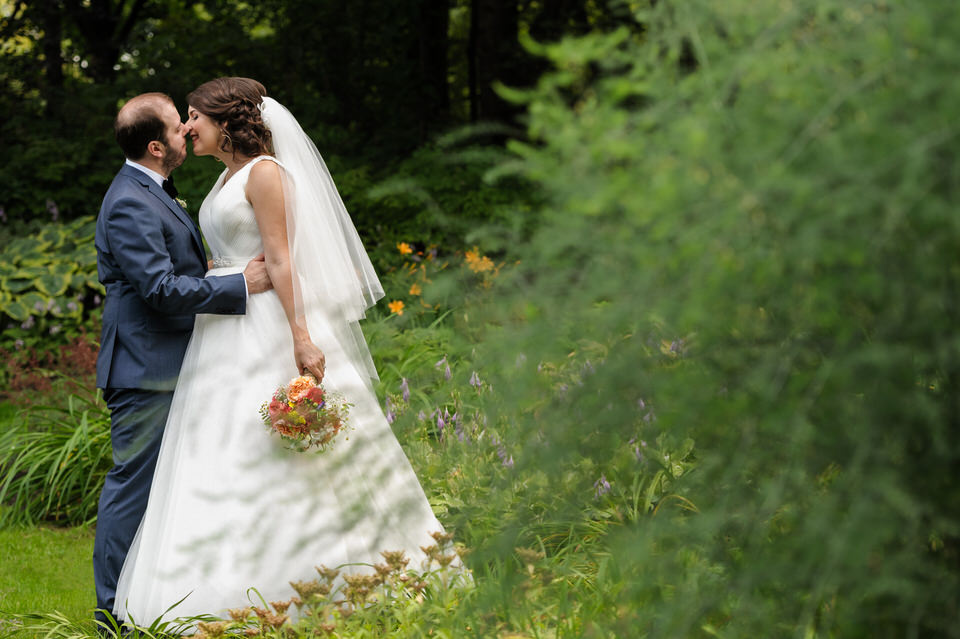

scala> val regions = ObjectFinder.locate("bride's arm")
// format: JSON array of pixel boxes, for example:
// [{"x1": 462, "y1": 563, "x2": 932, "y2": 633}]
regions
[{"x1": 246, "y1": 159, "x2": 326, "y2": 380}]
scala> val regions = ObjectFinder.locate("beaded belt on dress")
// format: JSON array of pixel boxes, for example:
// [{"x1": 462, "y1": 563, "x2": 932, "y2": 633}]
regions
[{"x1": 211, "y1": 256, "x2": 243, "y2": 267}]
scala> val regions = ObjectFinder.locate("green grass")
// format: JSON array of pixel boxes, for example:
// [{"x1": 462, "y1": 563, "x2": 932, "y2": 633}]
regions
[{"x1": 0, "y1": 525, "x2": 95, "y2": 623}]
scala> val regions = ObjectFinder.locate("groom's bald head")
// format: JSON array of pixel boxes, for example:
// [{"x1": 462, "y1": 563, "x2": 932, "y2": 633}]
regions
[{"x1": 115, "y1": 93, "x2": 175, "y2": 160}]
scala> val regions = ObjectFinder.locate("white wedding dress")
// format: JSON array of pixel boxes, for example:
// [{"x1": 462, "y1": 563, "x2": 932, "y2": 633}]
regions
[{"x1": 114, "y1": 156, "x2": 447, "y2": 623}]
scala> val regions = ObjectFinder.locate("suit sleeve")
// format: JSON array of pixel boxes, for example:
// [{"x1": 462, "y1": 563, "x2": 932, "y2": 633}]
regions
[{"x1": 104, "y1": 196, "x2": 247, "y2": 315}]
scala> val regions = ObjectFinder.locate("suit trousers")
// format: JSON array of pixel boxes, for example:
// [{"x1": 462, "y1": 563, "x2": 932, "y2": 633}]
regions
[{"x1": 93, "y1": 387, "x2": 174, "y2": 627}]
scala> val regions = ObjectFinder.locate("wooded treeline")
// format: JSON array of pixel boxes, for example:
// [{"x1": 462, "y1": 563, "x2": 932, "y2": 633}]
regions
[{"x1": 0, "y1": 0, "x2": 638, "y2": 220}]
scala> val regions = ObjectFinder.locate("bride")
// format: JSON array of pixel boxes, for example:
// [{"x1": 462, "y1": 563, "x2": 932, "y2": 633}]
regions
[{"x1": 114, "y1": 77, "x2": 449, "y2": 623}]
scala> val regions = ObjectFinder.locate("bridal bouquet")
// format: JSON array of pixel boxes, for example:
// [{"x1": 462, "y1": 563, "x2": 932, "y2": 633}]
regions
[{"x1": 259, "y1": 374, "x2": 350, "y2": 452}]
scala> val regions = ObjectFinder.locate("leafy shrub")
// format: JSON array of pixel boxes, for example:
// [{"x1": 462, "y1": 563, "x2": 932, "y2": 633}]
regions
[
  {"x1": 0, "y1": 217, "x2": 104, "y2": 341},
  {"x1": 0, "y1": 216, "x2": 103, "y2": 395},
  {"x1": 431, "y1": 0, "x2": 960, "y2": 636},
  {"x1": 0, "y1": 383, "x2": 111, "y2": 527}
]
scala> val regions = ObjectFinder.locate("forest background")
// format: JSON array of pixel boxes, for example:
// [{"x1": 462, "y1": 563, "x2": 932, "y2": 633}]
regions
[{"x1": 1, "y1": 1, "x2": 959, "y2": 637}]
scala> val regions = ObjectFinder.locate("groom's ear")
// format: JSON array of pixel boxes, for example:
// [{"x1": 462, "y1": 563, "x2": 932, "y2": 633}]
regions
[{"x1": 146, "y1": 139, "x2": 165, "y2": 158}]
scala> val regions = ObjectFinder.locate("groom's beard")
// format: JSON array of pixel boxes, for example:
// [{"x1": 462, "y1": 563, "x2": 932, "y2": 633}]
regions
[{"x1": 161, "y1": 145, "x2": 186, "y2": 174}]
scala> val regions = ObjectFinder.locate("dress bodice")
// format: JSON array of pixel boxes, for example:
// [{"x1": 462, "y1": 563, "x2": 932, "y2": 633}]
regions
[{"x1": 199, "y1": 156, "x2": 279, "y2": 267}]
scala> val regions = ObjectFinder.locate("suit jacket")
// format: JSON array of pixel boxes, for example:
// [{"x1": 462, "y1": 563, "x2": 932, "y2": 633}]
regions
[{"x1": 95, "y1": 163, "x2": 247, "y2": 390}]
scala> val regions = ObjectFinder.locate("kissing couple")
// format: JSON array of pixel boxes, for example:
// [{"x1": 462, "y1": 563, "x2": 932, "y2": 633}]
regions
[{"x1": 93, "y1": 77, "x2": 449, "y2": 632}]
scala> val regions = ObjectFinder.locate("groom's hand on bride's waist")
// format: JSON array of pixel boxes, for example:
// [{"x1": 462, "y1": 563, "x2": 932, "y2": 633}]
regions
[{"x1": 243, "y1": 254, "x2": 273, "y2": 294}]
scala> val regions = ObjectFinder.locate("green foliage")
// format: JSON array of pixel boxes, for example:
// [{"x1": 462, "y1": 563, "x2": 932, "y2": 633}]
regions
[
  {"x1": 0, "y1": 217, "x2": 102, "y2": 392},
  {"x1": 434, "y1": 0, "x2": 960, "y2": 636},
  {"x1": 0, "y1": 216, "x2": 101, "y2": 326},
  {"x1": 0, "y1": 385, "x2": 111, "y2": 527},
  {"x1": 363, "y1": 144, "x2": 534, "y2": 261}
]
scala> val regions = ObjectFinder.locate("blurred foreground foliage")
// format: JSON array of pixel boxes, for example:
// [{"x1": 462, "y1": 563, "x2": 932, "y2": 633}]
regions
[{"x1": 416, "y1": 0, "x2": 959, "y2": 636}]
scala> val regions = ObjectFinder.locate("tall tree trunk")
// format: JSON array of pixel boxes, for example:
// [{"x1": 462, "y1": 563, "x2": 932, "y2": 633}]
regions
[
  {"x1": 468, "y1": 0, "x2": 479, "y2": 122},
  {"x1": 418, "y1": 0, "x2": 450, "y2": 140},
  {"x1": 471, "y1": 0, "x2": 522, "y2": 123},
  {"x1": 64, "y1": 0, "x2": 147, "y2": 84},
  {"x1": 37, "y1": 0, "x2": 63, "y2": 116}
]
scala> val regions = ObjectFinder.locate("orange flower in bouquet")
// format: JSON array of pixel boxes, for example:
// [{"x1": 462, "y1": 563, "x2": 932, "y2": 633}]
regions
[{"x1": 259, "y1": 374, "x2": 351, "y2": 452}]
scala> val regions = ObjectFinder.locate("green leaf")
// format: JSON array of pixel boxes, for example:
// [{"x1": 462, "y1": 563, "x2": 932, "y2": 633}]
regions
[
  {"x1": 2, "y1": 278, "x2": 35, "y2": 294},
  {"x1": 19, "y1": 291, "x2": 49, "y2": 315},
  {"x1": 37, "y1": 224, "x2": 66, "y2": 249},
  {"x1": 3, "y1": 236, "x2": 49, "y2": 264},
  {"x1": 0, "y1": 299, "x2": 30, "y2": 322},
  {"x1": 35, "y1": 272, "x2": 71, "y2": 297}
]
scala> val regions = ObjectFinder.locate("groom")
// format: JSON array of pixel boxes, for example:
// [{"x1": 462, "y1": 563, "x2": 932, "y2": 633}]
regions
[{"x1": 92, "y1": 92, "x2": 271, "y2": 630}]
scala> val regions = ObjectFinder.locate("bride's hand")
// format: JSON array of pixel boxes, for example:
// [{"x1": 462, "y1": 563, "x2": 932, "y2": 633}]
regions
[{"x1": 295, "y1": 339, "x2": 326, "y2": 382}]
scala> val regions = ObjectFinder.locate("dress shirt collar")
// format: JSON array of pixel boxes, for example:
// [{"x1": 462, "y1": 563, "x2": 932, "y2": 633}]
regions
[{"x1": 125, "y1": 158, "x2": 166, "y2": 188}]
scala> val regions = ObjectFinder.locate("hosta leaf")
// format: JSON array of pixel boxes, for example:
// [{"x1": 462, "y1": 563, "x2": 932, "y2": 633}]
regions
[
  {"x1": 4, "y1": 236, "x2": 49, "y2": 264},
  {"x1": 1, "y1": 299, "x2": 30, "y2": 322},
  {"x1": 37, "y1": 225, "x2": 66, "y2": 249},
  {"x1": 66, "y1": 216, "x2": 97, "y2": 243},
  {"x1": 19, "y1": 291, "x2": 49, "y2": 315},
  {"x1": 85, "y1": 274, "x2": 105, "y2": 294},
  {"x1": 3, "y1": 278, "x2": 35, "y2": 294},
  {"x1": 71, "y1": 247, "x2": 98, "y2": 268},
  {"x1": 35, "y1": 272, "x2": 71, "y2": 297}
]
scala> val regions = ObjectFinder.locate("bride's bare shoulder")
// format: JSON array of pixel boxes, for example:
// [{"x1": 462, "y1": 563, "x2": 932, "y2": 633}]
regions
[
  {"x1": 247, "y1": 157, "x2": 283, "y2": 185},
  {"x1": 246, "y1": 157, "x2": 284, "y2": 205}
]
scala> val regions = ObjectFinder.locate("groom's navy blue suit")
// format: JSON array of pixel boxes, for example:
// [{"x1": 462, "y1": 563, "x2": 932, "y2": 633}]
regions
[{"x1": 93, "y1": 162, "x2": 247, "y2": 624}]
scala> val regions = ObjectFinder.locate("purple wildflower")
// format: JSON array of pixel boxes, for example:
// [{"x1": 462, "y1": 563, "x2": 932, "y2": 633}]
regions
[
  {"x1": 436, "y1": 411, "x2": 445, "y2": 435},
  {"x1": 400, "y1": 377, "x2": 410, "y2": 403},
  {"x1": 417, "y1": 410, "x2": 426, "y2": 421},
  {"x1": 450, "y1": 412, "x2": 467, "y2": 442},
  {"x1": 384, "y1": 397, "x2": 395, "y2": 424},
  {"x1": 435, "y1": 355, "x2": 452, "y2": 381},
  {"x1": 469, "y1": 371, "x2": 481, "y2": 390},
  {"x1": 49, "y1": 324, "x2": 62, "y2": 335},
  {"x1": 493, "y1": 436, "x2": 513, "y2": 468},
  {"x1": 67, "y1": 301, "x2": 78, "y2": 312},
  {"x1": 594, "y1": 474, "x2": 611, "y2": 499},
  {"x1": 670, "y1": 339, "x2": 685, "y2": 356},
  {"x1": 21, "y1": 316, "x2": 35, "y2": 330},
  {"x1": 46, "y1": 199, "x2": 59, "y2": 221},
  {"x1": 33, "y1": 301, "x2": 44, "y2": 312},
  {"x1": 93, "y1": 295, "x2": 102, "y2": 306}
]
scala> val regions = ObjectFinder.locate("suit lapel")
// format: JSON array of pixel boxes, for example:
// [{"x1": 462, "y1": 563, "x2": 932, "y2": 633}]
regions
[{"x1": 120, "y1": 165, "x2": 207, "y2": 264}]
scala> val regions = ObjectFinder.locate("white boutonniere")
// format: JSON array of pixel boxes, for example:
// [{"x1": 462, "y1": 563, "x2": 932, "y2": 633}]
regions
[{"x1": 175, "y1": 197, "x2": 188, "y2": 210}]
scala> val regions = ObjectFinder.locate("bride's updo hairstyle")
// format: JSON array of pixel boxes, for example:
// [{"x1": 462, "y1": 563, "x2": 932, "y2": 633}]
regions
[{"x1": 187, "y1": 77, "x2": 273, "y2": 158}]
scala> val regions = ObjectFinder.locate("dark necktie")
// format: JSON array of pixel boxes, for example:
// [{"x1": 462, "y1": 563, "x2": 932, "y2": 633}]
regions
[{"x1": 162, "y1": 176, "x2": 179, "y2": 199}]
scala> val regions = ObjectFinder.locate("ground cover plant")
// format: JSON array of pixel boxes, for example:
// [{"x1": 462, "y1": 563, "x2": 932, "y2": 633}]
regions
[{"x1": 3, "y1": 0, "x2": 960, "y2": 637}]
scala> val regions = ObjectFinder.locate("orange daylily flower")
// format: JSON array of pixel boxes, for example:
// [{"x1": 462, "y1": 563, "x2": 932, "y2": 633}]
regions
[
  {"x1": 465, "y1": 247, "x2": 495, "y2": 273},
  {"x1": 409, "y1": 283, "x2": 422, "y2": 296},
  {"x1": 388, "y1": 300, "x2": 405, "y2": 315},
  {"x1": 397, "y1": 242, "x2": 413, "y2": 255}
]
